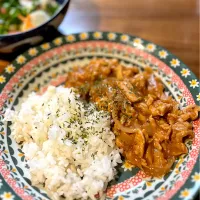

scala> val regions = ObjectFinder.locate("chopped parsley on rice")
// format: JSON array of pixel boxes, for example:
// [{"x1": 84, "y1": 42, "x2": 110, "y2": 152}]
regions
[{"x1": 5, "y1": 86, "x2": 122, "y2": 200}]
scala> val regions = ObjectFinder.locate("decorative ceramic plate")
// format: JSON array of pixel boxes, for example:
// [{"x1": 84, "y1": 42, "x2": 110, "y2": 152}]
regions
[{"x1": 0, "y1": 32, "x2": 199, "y2": 200}]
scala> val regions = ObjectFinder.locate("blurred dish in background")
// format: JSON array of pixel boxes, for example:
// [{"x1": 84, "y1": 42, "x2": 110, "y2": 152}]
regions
[
  {"x1": 0, "y1": 0, "x2": 60, "y2": 35},
  {"x1": 0, "y1": 0, "x2": 70, "y2": 57}
]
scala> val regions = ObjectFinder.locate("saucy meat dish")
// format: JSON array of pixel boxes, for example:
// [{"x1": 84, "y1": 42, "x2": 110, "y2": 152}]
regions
[{"x1": 65, "y1": 59, "x2": 199, "y2": 177}]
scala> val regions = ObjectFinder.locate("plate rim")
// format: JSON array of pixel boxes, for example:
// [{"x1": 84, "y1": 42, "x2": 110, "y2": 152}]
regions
[{"x1": 0, "y1": 31, "x2": 199, "y2": 200}]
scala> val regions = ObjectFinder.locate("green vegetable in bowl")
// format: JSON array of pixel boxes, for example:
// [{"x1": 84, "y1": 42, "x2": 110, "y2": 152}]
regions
[{"x1": 0, "y1": 0, "x2": 60, "y2": 35}]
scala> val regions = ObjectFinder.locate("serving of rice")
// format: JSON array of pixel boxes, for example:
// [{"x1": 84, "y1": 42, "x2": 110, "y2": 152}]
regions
[{"x1": 5, "y1": 86, "x2": 122, "y2": 200}]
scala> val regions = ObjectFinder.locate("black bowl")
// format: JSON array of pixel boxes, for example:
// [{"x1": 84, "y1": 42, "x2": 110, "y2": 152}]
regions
[{"x1": 0, "y1": 0, "x2": 70, "y2": 59}]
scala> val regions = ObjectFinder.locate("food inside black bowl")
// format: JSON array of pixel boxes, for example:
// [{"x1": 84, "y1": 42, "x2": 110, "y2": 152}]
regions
[
  {"x1": 0, "y1": 0, "x2": 70, "y2": 58},
  {"x1": 0, "y1": 0, "x2": 61, "y2": 34}
]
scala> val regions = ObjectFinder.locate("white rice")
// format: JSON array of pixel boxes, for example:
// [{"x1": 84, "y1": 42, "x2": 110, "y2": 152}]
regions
[{"x1": 5, "y1": 86, "x2": 122, "y2": 200}]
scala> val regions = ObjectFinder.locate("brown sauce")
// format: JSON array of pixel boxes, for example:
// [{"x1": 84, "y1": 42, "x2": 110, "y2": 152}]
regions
[{"x1": 65, "y1": 59, "x2": 199, "y2": 177}]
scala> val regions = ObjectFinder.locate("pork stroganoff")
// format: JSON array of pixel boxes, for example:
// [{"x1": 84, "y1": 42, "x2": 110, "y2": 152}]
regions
[
  {"x1": 65, "y1": 59, "x2": 199, "y2": 177},
  {"x1": 5, "y1": 59, "x2": 199, "y2": 199}
]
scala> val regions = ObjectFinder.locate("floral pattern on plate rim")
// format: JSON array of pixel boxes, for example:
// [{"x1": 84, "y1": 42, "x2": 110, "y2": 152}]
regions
[{"x1": 0, "y1": 32, "x2": 199, "y2": 200}]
